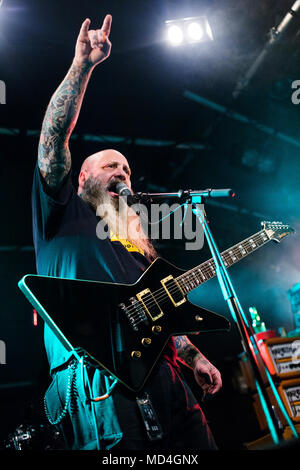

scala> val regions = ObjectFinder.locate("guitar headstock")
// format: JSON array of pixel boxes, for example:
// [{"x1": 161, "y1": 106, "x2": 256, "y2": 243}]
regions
[{"x1": 261, "y1": 221, "x2": 295, "y2": 243}]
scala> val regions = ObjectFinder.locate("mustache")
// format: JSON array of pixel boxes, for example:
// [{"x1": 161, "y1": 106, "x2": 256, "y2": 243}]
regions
[{"x1": 106, "y1": 178, "x2": 127, "y2": 193}]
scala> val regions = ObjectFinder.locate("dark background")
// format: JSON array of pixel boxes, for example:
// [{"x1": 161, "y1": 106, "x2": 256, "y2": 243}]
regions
[{"x1": 0, "y1": 0, "x2": 300, "y2": 450}]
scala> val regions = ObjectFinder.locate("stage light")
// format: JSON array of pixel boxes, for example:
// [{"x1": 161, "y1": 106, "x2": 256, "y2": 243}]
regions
[
  {"x1": 165, "y1": 16, "x2": 213, "y2": 47},
  {"x1": 240, "y1": 148, "x2": 277, "y2": 174},
  {"x1": 241, "y1": 149, "x2": 258, "y2": 168},
  {"x1": 167, "y1": 24, "x2": 184, "y2": 46},
  {"x1": 187, "y1": 22, "x2": 204, "y2": 42}
]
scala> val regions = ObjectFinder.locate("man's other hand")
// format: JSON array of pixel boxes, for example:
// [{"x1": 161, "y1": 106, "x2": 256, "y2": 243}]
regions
[{"x1": 193, "y1": 356, "x2": 222, "y2": 397}]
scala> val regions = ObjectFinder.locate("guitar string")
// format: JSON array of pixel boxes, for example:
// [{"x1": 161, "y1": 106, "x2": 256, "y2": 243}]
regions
[
  {"x1": 123, "y1": 233, "x2": 269, "y2": 323},
  {"x1": 125, "y1": 233, "x2": 269, "y2": 322},
  {"x1": 124, "y1": 233, "x2": 269, "y2": 322}
]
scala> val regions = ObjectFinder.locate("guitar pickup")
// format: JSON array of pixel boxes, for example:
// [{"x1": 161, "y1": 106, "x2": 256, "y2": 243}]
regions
[
  {"x1": 161, "y1": 275, "x2": 186, "y2": 307},
  {"x1": 136, "y1": 288, "x2": 164, "y2": 322}
]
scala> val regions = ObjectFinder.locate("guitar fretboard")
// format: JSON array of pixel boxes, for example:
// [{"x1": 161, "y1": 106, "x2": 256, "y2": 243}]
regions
[{"x1": 176, "y1": 229, "x2": 270, "y2": 294}]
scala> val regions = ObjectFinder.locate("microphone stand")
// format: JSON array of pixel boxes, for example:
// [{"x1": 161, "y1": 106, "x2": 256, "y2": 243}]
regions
[
  {"x1": 136, "y1": 187, "x2": 299, "y2": 446},
  {"x1": 133, "y1": 187, "x2": 234, "y2": 202}
]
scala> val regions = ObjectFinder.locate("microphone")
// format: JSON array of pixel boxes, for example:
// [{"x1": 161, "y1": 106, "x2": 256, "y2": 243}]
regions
[{"x1": 115, "y1": 182, "x2": 135, "y2": 205}]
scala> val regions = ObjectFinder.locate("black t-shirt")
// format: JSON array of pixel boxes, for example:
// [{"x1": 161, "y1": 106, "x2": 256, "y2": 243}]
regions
[{"x1": 32, "y1": 164, "x2": 177, "y2": 373}]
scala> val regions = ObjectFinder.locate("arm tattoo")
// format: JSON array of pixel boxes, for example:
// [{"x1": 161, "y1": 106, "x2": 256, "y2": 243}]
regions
[
  {"x1": 38, "y1": 62, "x2": 93, "y2": 188},
  {"x1": 174, "y1": 335, "x2": 208, "y2": 368}
]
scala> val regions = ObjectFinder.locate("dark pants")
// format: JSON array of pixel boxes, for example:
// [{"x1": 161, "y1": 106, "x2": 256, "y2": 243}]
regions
[
  {"x1": 113, "y1": 360, "x2": 217, "y2": 450},
  {"x1": 44, "y1": 358, "x2": 217, "y2": 451}
]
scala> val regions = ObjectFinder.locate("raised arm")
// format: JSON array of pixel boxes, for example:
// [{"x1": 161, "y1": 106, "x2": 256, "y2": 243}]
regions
[
  {"x1": 38, "y1": 15, "x2": 112, "y2": 189},
  {"x1": 174, "y1": 335, "x2": 222, "y2": 396}
]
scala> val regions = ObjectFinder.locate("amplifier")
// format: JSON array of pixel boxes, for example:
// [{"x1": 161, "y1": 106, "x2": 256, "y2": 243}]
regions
[
  {"x1": 252, "y1": 386, "x2": 288, "y2": 431},
  {"x1": 258, "y1": 337, "x2": 300, "y2": 379},
  {"x1": 278, "y1": 379, "x2": 300, "y2": 422}
]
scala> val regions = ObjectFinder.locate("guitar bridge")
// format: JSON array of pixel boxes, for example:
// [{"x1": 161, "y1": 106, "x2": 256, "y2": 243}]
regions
[
  {"x1": 161, "y1": 275, "x2": 186, "y2": 307},
  {"x1": 120, "y1": 299, "x2": 148, "y2": 331}
]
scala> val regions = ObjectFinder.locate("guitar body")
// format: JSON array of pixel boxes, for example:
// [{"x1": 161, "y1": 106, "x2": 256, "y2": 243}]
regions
[{"x1": 19, "y1": 257, "x2": 230, "y2": 392}]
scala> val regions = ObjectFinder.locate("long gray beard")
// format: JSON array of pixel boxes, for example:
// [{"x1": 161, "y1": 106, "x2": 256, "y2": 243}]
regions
[
  {"x1": 80, "y1": 176, "x2": 157, "y2": 260},
  {"x1": 80, "y1": 176, "x2": 116, "y2": 211}
]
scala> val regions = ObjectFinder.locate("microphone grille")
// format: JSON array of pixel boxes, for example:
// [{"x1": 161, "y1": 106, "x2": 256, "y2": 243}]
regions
[{"x1": 115, "y1": 182, "x2": 131, "y2": 196}]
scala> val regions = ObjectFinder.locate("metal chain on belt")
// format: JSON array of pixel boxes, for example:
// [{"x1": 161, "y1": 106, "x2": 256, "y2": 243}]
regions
[{"x1": 44, "y1": 360, "x2": 77, "y2": 426}]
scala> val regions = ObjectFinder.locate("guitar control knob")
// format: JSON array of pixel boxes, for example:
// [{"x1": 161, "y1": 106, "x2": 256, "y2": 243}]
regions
[
  {"x1": 152, "y1": 325, "x2": 162, "y2": 334},
  {"x1": 131, "y1": 350, "x2": 142, "y2": 359},
  {"x1": 195, "y1": 315, "x2": 203, "y2": 321},
  {"x1": 141, "y1": 338, "x2": 151, "y2": 346}
]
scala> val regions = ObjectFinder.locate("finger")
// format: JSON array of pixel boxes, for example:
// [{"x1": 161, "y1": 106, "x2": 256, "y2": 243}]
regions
[
  {"x1": 208, "y1": 384, "x2": 220, "y2": 394},
  {"x1": 201, "y1": 383, "x2": 212, "y2": 395},
  {"x1": 208, "y1": 374, "x2": 222, "y2": 394},
  {"x1": 198, "y1": 371, "x2": 212, "y2": 385},
  {"x1": 78, "y1": 18, "x2": 91, "y2": 41},
  {"x1": 102, "y1": 38, "x2": 112, "y2": 57},
  {"x1": 195, "y1": 373, "x2": 210, "y2": 391},
  {"x1": 88, "y1": 30, "x2": 99, "y2": 49},
  {"x1": 97, "y1": 29, "x2": 106, "y2": 45},
  {"x1": 101, "y1": 14, "x2": 112, "y2": 38}
]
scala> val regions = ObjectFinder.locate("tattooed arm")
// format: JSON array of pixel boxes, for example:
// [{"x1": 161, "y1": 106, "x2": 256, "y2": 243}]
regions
[
  {"x1": 38, "y1": 15, "x2": 112, "y2": 189},
  {"x1": 174, "y1": 335, "x2": 222, "y2": 395}
]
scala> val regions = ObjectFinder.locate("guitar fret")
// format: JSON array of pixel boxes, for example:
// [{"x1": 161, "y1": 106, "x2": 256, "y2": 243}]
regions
[
  {"x1": 177, "y1": 278, "x2": 187, "y2": 294},
  {"x1": 244, "y1": 242, "x2": 253, "y2": 254},
  {"x1": 222, "y1": 251, "x2": 234, "y2": 265},
  {"x1": 231, "y1": 247, "x2": 241, "y2": 259},
  {"x1": 254, "y1": 234, "x2": 265, "y2": 246},
  {"x1": 190, "y1": 271, "x2": 199, "y2": 288},
  {"x1": 228, "y1": 250, "x2": 237, "y2": 262},
  {"x1": 223, "y1": 253, "x2": 232, "y2": 265},
  {"x1": 209, "y1": 261, "x2": 216, "y2": 274},
  {"x1": 204, "y1": 268, "x2": 213, "y2": 279},
  {"x1": 238, "y1": 244, "x2": 247, "y2": 256},
  {"x1": 222, "y1": 257, "x2": 229, "y2": 267},
  {"x1": 187, "y1": 273, "x2": 196, "y2": 289},
  {"x1": 197, "y1": 267, "x2": 207, "y2": 281},
  {"x1": 261, "y1": 232, "x2": 268, "y2": 242}
]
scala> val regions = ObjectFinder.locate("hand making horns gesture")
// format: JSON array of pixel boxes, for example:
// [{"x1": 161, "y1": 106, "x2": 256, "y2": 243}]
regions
[{"x1": 74, "y1": 15, "x2": 112, "y2": 67}]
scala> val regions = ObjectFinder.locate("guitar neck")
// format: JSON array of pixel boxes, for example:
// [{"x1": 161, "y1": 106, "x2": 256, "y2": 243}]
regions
[{"x1": 176, "y1": 229, "x2": 271, "y2": 294}]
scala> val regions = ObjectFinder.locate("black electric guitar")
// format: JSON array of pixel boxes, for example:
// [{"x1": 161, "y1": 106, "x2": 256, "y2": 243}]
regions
[{"x1": 18, "y1": 221, "x2": 294, "y2": 392}]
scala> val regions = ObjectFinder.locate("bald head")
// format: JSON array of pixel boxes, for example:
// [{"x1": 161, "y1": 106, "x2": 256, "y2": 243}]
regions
[
  {"x1": 80, "y1": 149, "x2": 129, "y2": 172},
  {"x1": 78, "y1": 149, "x2": 132, "y2": 195}
]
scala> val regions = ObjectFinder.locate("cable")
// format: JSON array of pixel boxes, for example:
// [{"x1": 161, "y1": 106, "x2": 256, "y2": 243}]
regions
[{"x1": 79, "y1": 356, "x2": 119, "y2": 450}]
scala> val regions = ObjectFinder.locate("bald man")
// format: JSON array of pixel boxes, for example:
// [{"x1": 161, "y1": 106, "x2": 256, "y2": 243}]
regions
[{"x1": 33, "y1": 15, "x2": 221, "y2": 451}]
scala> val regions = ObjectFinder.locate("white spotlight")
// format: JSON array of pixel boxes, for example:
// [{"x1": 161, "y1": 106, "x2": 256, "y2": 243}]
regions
[
  {"x1": 167, "y1": 24, "x2": 184, "y2": 46},
  {"x1": 187, "y1": 22, "x2": 203, "y2": 42},
  {"x1": 165, "y1": 16, "x2": 213, "y2": 47}
]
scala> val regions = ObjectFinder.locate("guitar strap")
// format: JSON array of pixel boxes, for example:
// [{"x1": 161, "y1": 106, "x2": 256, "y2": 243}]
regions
[{"x1": 110, "y1": 231, "x2": 145, "y2": 255}]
